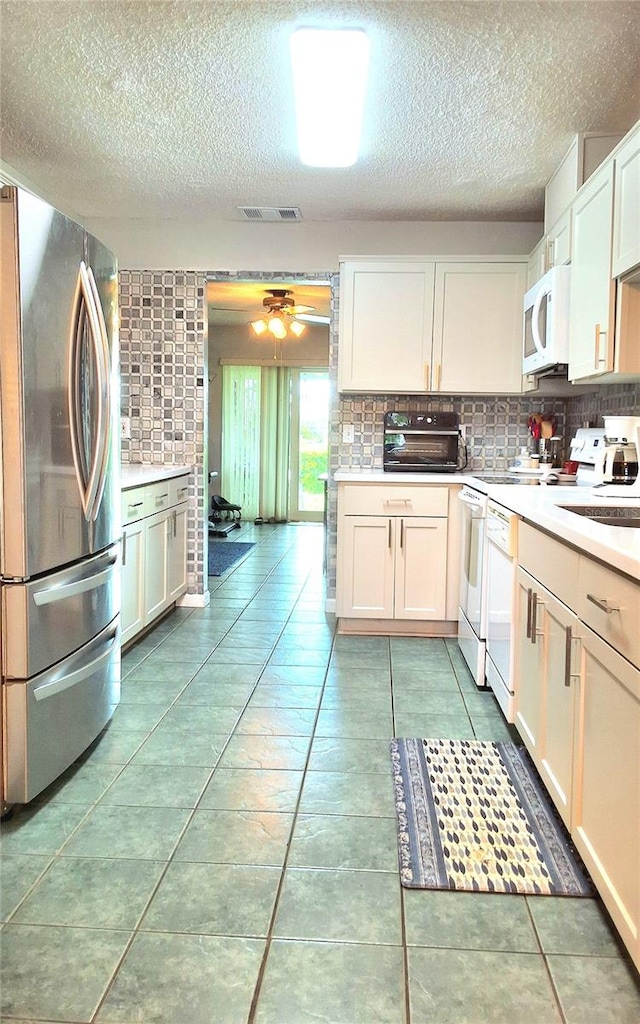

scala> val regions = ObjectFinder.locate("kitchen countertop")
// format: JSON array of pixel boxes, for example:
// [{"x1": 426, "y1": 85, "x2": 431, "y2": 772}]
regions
[
  {"x1": 333, "y1": 469, "x2": 640, "y2": 581},
  {"x1": 121, "y1": 464, "x2": 193, "y2": 489}
]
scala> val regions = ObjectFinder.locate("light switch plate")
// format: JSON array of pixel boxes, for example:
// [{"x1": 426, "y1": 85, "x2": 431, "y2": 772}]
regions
[
  {"x1": 121, "y1": 416, "x2": 131, "y2": 439},
  {"x1": 342, "y1": 424, "x2": 355, "y2": 444}
]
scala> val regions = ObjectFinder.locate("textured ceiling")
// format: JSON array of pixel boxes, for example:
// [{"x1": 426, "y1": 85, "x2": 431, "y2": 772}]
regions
[{"x1": 1, "y1": 1, "x2": 639, "y2": 223}]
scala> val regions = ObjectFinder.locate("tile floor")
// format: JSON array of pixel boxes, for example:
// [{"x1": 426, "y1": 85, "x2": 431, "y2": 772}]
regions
[{"x1": 1, "y1": 523, "x2": 639, "y2": 1023}]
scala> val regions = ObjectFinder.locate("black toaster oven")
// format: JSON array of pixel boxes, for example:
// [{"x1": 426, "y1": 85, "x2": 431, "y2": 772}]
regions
[{"x1": 383, "y1": 411, "x2": 462, "y2": 472}]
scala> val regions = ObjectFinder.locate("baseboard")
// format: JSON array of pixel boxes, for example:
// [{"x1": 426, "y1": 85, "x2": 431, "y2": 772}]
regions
[
  {"x1": 324, "y1": 598, "x2": 336, "y2": 614},
  {"x1": 337, "y1": 618, "x2": 458, "y2": 637},
  {"x1": 177, "y1": 591, "x2": 211, "y2": 608}
]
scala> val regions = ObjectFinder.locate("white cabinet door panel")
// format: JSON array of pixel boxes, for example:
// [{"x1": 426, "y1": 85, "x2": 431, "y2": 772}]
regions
[
  {"x1": 121, "y1": 520, "x2": 145, "y2": 646},
  {"x1": 338, "y1": 262, "x2": 435, "y2": 393},
  {"x1": 572, "y1": 624, "x2": 640, "y2": 965},
  {"x1": 569, "y1": 163, "x2": 615, "y2": 380},
  {"x1": 395, "y1": 517, "x2": 447, "y2": 619},
  {"x1": 433, "y1": 263, "x2": 526, "y2": 394},
  {"x1": 612, "y1": 125, "x2": 640, "y2": 278},
  {"x1": 339, "y1": 516, "x2": 394, "y2": 618},
  {"x1": 144, "y1": 510, "x2": 170, "y2": 622}
]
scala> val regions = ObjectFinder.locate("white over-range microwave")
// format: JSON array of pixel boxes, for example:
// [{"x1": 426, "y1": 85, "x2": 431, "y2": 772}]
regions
[{"x1": 522, "y1": 265, "x2": 571, "y2": 375}]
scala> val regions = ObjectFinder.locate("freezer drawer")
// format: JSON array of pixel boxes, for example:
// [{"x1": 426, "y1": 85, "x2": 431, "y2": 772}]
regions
[
  {"x1": 3, "y1": 616, "x2": 120, "y2": 803},
  {"x1": 2, "y1": 546, "x2": 119, "y2": 679}
]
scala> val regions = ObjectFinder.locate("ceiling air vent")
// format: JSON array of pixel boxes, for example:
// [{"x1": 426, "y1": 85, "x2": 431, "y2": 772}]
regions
[{"x1": 237, "y1": 206, "x2": 302, "y2": 222}]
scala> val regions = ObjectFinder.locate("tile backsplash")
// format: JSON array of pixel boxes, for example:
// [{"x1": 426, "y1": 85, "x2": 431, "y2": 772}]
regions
[
  {"x1": 565, "y1": 382, "x2": 640, "y2": 433},
  {"x1": 119, "y1": 271, "x2": 207, "y2": 597}
]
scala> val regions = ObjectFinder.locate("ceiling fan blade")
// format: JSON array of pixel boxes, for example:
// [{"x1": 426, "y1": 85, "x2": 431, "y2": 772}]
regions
[
  {"x1": 288, "y1": 304, "x2": 315, "y2": 314},
  {"x1": 210, "y1": 306, "x2": 248, "y2": 312}
]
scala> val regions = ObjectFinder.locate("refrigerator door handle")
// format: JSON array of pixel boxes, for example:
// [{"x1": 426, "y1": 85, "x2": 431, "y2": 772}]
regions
[
  {"x1": 85, "y1": 263, "x2": 112, "y2": 522},
  {"x1": 33, "y1": 625, "x2": 118, "y2": 702},
  {"x1": 33, "y1": 560, "x2": 117, "y2": 606},
  {"x1": 68, "y1": 261, "x2": 106, "y2": 521}
]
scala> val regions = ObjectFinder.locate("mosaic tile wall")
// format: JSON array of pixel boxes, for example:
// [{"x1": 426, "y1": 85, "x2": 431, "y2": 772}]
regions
[
  {"x1": 119, "y1": 271, "x2": 207, "y2": 597},
  {"x1": 565, "y1": 382, "x2": 640, "y2": 433}
]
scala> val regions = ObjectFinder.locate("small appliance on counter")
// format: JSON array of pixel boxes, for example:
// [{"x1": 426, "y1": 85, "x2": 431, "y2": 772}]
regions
[
  {"x1": 383, "y1": 411, "x2": 466, "y2": 472},
  {"x1": 594, "y1": 416, "x2": 640, "y2": 492}
]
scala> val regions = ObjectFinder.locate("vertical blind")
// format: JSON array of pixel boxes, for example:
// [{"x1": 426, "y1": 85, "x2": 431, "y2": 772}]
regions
[{"x1": 221, "y1": 365, "x2": 291, "y2": 522}]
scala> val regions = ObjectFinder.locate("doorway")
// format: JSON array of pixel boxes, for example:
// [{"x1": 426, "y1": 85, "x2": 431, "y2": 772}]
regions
[
  {"x1": 289, "y1": 369, "x2": 330, "y2": 522},
  {"x1": 207, "y1": 274, "x2": 331, "y2": 523}
]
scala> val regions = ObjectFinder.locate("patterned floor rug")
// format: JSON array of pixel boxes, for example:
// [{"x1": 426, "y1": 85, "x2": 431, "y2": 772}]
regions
[
  {"x1": 390, "y1": 737, "x2": 593, "y2": 896},
  {"x1": 208, "y1": 541, "x2": 255, "y2": 576}
]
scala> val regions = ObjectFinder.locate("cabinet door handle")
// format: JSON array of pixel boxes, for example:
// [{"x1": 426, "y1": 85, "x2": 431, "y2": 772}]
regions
[
  {"x1": 424, "y1": 362, "x2": 430, "y2": 390},
  {"x1": 400, "y1": 519, "x2": 404, "y2": 549},
  {"x1": 156, "y1": 492, "x2": 169, "y2": 504},
  {"x1": 122, "y1": 531, "x2": 127, "y2": 567},
  {"x1": 388, "y1": 519, "x2": 392, "y2": 549},
  {"x1": 173, "y1": 510, "x2": 177, "y2": 538},
  {"x1": 525, "y1": 588, "x2": 533, "y2": 639},
  {"x1": 594, "y1": 324, "x2": 607, "y2": 368},
  {"x1": 564, "y1": 625, "x2": 573, "y2": 687},
  {"x1": 586, "y1": 593, "x2": 619, "y2": 615},
  {"x1": 435, "y1": 363, "x2": 442, "y2": 390},
  {"x1": 530, "y1": 593, "x2": 545, "y2": 644}
]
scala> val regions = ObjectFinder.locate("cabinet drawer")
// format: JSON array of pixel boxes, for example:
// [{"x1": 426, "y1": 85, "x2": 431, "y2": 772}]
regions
[
  {"x1": 339, "y1": 484, "x2": 449, "y2": 517},
  {"x1": 121, "y1": 486, "x2": 148, "y2": 524},
  {"x1": 518, "y1": 522, "x2": 579, "y2": 611},
  {"x1": 149, "y1": 480, "x2": 172, "y2": 513},
  {"x1": 578, "y1": 559, "x2": 640, "y2": 670},
  {"x1": 170, "y1": 475, "x2": 190, "y2": 506}
]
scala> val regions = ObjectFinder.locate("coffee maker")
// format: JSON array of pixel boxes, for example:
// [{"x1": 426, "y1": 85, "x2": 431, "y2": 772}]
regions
[{"x1": 596, "y1": 416, "x2": 640, "y2": 492}]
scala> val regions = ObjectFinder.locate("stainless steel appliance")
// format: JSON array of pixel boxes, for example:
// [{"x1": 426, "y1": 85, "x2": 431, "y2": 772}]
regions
[
  {"x1": 485, "y1": 501, "x2": 519, "y2": 722},
  {"x1": 0, "y1": 185, "x2": 121, "y2": 806},
  {"x1": 383, "y1": 411, "x2": 464, "y2": 472}
]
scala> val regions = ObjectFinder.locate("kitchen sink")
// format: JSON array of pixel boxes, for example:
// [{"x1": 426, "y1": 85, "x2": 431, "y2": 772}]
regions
[{"x1": 559, "y1": 505, "x2": 640, "y2": 528}]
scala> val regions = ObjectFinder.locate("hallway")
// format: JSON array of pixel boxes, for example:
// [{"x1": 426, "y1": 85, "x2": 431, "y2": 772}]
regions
[{"x1": 1, "y1": 523, "x2": 639, "y2": 1023}]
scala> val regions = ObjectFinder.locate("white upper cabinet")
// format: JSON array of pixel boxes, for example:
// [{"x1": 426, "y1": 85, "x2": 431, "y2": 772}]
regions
[
  {"x1": 544, "y1": 131, "x2": 623, "y2": 232},
  {"x1": 338, "y1": 258, "x2": 526, "y2": 395},
  {"x1": 338, "y1": 261, "x2": 435, "y2": 393},
  {"x1": 432, "y1": 263, "x2": 526, "y2": 394},
  {"x1": 568, "y1": 162, "x2": 616, "y2": 381},
  {"x1": 612, "y1": 123, "x2": 640, "y2": 278}
]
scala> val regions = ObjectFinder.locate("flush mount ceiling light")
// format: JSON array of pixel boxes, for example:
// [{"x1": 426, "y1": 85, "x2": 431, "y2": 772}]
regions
[
  {"x1": 249, "y1": 289, "x2": 314, "y2": 340},
  {"x1": 290, "y1": 27, "x2": 370, "y2": 167}
]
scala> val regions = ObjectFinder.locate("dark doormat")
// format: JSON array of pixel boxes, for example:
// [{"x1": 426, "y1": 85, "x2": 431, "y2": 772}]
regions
[
  {"x1": 390, "y1": 737, "x2": 593, "y2": 895},
  {"x1": 208, "y1": 541, "x2": 255, "y2": 576}
]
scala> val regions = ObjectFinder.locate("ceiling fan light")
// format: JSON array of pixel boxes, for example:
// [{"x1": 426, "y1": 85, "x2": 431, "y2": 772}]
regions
[
  {"x1": 289, "y1": 320, "x2": 305, "y2": 337},
  {"x1": 250, "y1": 319, "x2": 267, "y2": 336},
  {"x1": 290, "y1": 28, "x2": 370, "y2": 167},
  {"x1": 268, "y1": 315, "x2": 287, "y2": 340}
]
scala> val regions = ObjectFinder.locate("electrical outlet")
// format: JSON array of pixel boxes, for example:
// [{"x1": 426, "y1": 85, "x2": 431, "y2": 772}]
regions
[
  {"x1": 459, "y1": 424, "x2": 467, "y2": 440},
  {"x1": 120, "y1": 416, "x2": 131, "y2": 439},
  {"x1": 342, "y1": 424, "x2": 355, "y2": 444}
]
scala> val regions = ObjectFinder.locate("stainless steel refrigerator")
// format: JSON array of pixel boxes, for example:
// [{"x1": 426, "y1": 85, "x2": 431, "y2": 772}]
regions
[{"x1": 0, "y1": 185, "x2": 121, "y2": 806}]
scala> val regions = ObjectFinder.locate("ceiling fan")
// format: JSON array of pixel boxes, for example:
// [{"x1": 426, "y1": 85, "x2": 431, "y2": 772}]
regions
[{"x1": 249, "y1": 289, "x2": 324, "y2": 339}]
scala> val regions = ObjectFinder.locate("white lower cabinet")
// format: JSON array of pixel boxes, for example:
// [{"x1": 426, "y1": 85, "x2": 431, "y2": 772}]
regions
[
  {"x1": 144, "y1": 509, "x2": 171, "y2": 622},
  {"x1": 514, "y1": 523, "x2": 640, "y2": 970},
  {"x1": 168, "y1": 504, "x2": 188, "y2": 602},
  {"x1": 120, "y1": 474, "x2": 189, "y2": 647},
  {"x1": 514, "y1": 566, "x2": 578, "y2": 827},
  {"x1": 339, "y1": 515, "x2": 447, "y2": 620},
  {"x1": 572, "y1": 623, "x2": 640, "y2": 964},
  {"x1": 121, "y1": 518, "x2": 145, "y2": 646}
]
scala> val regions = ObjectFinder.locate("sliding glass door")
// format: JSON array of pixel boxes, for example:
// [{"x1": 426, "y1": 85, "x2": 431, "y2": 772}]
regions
[{"x1": 289, "y1": 369, "x2": 330, "y2": 523}]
